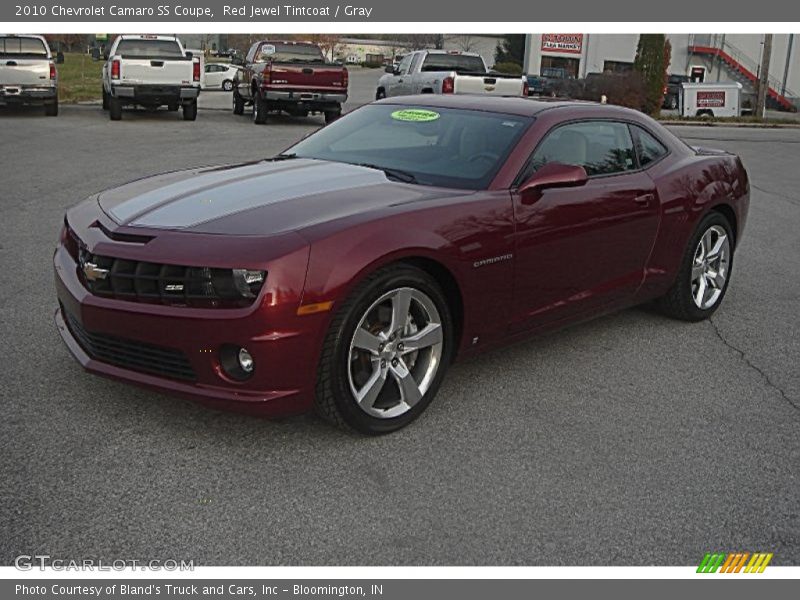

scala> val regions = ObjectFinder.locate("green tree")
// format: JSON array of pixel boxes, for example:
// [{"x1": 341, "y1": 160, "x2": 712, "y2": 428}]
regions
[
  {"x1": 494, "y1": 34, "x2": 525, "y2": 67},
  {"x1": 633, "y1": 34, "x2": 670, "y2": 116}
]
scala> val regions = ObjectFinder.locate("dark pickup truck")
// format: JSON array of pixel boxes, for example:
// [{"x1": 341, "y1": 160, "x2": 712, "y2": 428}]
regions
[{"x1": 233, "y1": 40, "x2": 348, "y2": 125}]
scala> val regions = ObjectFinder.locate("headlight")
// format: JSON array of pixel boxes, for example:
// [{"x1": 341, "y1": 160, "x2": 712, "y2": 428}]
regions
[{"x1": 232, "y1": 269, "x2": 265, "y2": 299}]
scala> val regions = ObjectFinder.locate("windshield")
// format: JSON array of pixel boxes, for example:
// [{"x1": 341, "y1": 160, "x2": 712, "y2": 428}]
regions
[
  {"x1": 421, "y1": 54, "x2": 485, "y2": 74},
  {"x1": 115, "y1": 40, "x2": 184, "y2": 59},
  {"x1": 256, "y1": 43, "x2": 325, "y2": 63},
  {"x1": 286, "y1": 104, "x2": 532, "y2": 190},
  {"x1": 0, "y1": 37, "x2": 48, "y2": 58}
]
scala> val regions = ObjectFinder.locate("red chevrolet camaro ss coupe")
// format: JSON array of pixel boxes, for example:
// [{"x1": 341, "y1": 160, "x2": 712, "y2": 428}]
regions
[{"x1": 54, "y1": 96, "x2": 749, "y2": 433}]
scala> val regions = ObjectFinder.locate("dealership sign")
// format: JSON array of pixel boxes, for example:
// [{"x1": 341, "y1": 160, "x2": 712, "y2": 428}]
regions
[
  {"x1": 541, "y1": 34, "x2": 584, "y2": 54},
  {"x1": 697, "y1": 91, "x2": 726, "y2": 107}
]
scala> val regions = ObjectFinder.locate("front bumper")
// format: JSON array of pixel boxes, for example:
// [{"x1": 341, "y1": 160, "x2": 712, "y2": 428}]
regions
[
  {"x1": 0, "y1": 85, "x2": 57, "y2": 106},
  {"x1": 53, "y1": 230, "x2": 322, "y2": 417}
]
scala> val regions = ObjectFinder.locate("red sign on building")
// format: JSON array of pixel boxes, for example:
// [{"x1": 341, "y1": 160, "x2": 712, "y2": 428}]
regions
[
  {"x1": 541, "y1": 34, "x2": 584, "y2": 54},
  {"x1": 697, "y1": 91, "x2": 726, "y2": 107}
]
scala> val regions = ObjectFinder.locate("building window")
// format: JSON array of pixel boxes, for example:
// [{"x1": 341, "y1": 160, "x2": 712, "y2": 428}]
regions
[
  {"x1": 603, "y1": 60, "x2": 633, "y2": 74},
  {"x1": 540, "y1": 56, "x2": 580, "y2": 78}
]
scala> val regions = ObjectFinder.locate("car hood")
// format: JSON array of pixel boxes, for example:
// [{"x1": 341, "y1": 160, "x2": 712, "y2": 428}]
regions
[{"x1": 97, "y1": 158, "x2": 465, "y2": 236}]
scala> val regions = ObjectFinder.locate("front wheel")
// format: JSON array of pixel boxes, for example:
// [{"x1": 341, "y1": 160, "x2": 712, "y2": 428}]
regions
[
  {"x1": 232, "y1": 89, "x2": 244, "y2": 115},
  {"x1": 656, "y1": 212, "x2": 734, "y2": 321},
  {"x1": 315, "y1": 265, "x2": 453, "y2": 434},
  {"x1": 375, "y1": 88, "x2": 386, "y2": 100},
  {"x1": 222, "y1": 79, "x2": 233, "y2": 92}
]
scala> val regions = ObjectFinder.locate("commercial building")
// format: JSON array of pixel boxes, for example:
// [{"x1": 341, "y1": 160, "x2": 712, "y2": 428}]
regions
[{"x1": 524, "y1": 33, "x2": 799, "y2": 109}]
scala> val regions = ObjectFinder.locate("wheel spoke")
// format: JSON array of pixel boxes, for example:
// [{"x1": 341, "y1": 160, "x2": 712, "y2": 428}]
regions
[
  {"x1": 400, "y1": 322, "x2": 442, "y2": 353},
  {"x1": 694, "y1": 275, "x2": 707, "y2": 307},
  {"x1": 389, "y1": 289, "x2": 412, "y2": 334},
  {"x1": 706, "y1": 232, "x2": 727, "y2": 260},
  {"x1": 691, "y1": 263, "x2": 705, "y2": 281},
  {"x1": 390, "y1": 359, "x2": 423, "y2": 407},
  {"x1": 352, "y1": 327, "x2": 383, "y2": 355},
  {"x1": 355, "y1": 365, "x2": 388, "y2": 410}
]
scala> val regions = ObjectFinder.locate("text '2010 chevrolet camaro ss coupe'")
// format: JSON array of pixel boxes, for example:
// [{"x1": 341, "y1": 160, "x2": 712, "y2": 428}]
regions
[{"x1": 54, "y1": 96, "x2": 749, "y2": 433}]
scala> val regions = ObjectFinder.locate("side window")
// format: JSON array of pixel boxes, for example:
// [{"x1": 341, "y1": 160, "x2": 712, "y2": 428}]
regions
[
  {"x1": 409, "y1": 52, "x2": 422, "y2": 74},
  {"x1": 397, "y1": 54, "x2": 414, "y2": 75},
  {"x1": 632, "y1": 125, "x2": 668, "y2": 167},
  {"x1": 525, "y1": 121, "x2": 637, "y2": 179}
]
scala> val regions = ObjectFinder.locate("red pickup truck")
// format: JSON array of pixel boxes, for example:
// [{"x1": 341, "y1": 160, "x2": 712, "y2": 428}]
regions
[{"x1": 233, "y1": 40, "x2": 348, "y2": 125}]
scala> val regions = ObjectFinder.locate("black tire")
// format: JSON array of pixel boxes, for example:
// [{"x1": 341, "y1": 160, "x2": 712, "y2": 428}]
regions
[
  {"x1": 375, "y1": 88, "x2": 386, "y2": 100},
  {"x1": 182, "y1": 100, "x2": 197, "y2": 121},
  {"x1": 102, "y1": 87, "x2": 109, "y2": 110},
  {"x1": 222, "y1": 79, "x2": 233, "y2": 92},
  {"x1": 324, "y1": 107, "x2": 342, "y2": 124},
  {"x1": 314, "y1": 264, "x2": 454, "y2": 434},
  {"x1": 44, "y1": 98, "x2": 58, "y2": 117},
  {"x1": 253, "y1": 91, "x2": 267, "y2": 124},
  {"x1": 656, "y1": 211, "x2": 735, "y2": 322},
  {"x1": 109, "y1": 96, "x2": 122, "y2": 121},
  {"x1": 232, "y1": 90, "x2": 244, "y2": 115}
]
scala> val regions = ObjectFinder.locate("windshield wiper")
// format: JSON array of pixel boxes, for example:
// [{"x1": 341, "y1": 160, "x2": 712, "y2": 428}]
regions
[
  {"x1": 268, "y1": 153, "x2": 298, "y2": 161},
  {"x1": 356, "y1": 163, "x2": 418, "y2": 184}
]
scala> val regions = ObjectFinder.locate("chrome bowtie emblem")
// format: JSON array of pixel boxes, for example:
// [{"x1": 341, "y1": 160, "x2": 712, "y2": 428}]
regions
[{"x1": 82, "y1": 261, "x2": 109, "y2": 281}]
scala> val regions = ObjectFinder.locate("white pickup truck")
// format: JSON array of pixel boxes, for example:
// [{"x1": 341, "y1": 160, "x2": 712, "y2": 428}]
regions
[
  {"x1": 376, "y1": 50, "x2": 527, "y2": 99},
  {"x1": 0, "y1": 34, "x2": 58, "y2": 116},
  {"x1": 102, "y1": 35, "x2": 201, "y2": 121}
]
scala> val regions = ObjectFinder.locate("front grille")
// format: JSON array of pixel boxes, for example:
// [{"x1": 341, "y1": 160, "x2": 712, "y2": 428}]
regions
[
  {"x1": 77, "y1": 249, "x2": 257, "y2": 308},
  {"x1": 64, "y1": 309, "x2": 196, "y2": 381}
]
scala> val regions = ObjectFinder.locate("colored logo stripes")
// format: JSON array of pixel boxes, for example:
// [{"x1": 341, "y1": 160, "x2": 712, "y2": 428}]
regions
[{"x1": 697, "y1": 552, "x2": 773, "y2": 573}]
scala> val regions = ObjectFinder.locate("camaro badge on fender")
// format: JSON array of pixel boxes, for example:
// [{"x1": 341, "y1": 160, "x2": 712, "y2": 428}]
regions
[{"x1": 473, "y1": 254, "x2": 513, "y2": 268}]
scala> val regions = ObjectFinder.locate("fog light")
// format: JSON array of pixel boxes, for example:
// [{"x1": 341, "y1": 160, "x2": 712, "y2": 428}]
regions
[
  {"x1": 220, "y1": 344, "x2": 255, "y2": 381},
  {"x1": 238, "y1": 347, "x2": 254, "y2": 373}
]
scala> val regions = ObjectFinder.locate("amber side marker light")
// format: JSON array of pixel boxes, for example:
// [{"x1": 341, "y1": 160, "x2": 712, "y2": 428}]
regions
[{"x1": 297, "y1": 301, "x2": 334, "y2": 316}]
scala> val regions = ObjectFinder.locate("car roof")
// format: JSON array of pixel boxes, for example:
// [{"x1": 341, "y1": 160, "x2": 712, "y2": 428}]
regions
[{"x1": 375, "y1": 95, "x2": 641, "y2": 118}]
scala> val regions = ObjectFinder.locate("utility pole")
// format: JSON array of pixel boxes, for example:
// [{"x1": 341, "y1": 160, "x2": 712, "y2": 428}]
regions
[{"x1": 754, "y1": 34, "x2": 773, "y2": 119}]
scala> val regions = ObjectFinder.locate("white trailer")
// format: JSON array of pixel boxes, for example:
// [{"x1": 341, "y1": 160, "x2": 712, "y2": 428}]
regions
[{"x1": 680, "y1": 82, "x2": 742, "y2": 118}]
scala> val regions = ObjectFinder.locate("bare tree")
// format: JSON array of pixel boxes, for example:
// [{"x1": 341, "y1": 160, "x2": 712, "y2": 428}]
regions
[{"x1": 447, "y1": 34, "x2": 479, "y2": 53}]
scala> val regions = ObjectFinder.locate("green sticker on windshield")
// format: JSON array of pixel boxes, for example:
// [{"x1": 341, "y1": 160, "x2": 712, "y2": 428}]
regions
[{"x1": 391, "y1": 109, "x2": 440, "y2": 122}]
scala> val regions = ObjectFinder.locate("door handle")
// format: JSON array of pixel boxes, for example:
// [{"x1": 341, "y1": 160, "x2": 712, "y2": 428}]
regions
[{"x1": 634, "y1": 193, "x2": 655, "y2": 204}]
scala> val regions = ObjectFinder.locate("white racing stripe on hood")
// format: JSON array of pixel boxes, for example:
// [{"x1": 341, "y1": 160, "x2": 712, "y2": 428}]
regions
[{"x1": 108, "y1": 160, "x2": 389, "y2": 229}]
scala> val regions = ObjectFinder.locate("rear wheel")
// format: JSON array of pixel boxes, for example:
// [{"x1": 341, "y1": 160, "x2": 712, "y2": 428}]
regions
[
  {"x1": 315, "y1": 265, "x2": 453, "y2": 434},
  {"x1": 109, "y1": 96, "x2": 122, "y2": 120},
  {"x1": 253, "y1": 91, "x2": 267, "y2": 124},
  {"x1": 324, "y1": 106, "x2": 342, "y2": 124},
  {"x1": 102, "y1": 87, "x2": 109, "y2": 110},
  {"x1": 182, "y1": 99, "x2": 197, "y2": 121},
  {"x1": 375, "y1": 88, "x2": 386, "y2": 100},
  {"x1": 656, "y1": 212, "x2": 734, "y2": 321},
  {"x1": 232, "y1": 90, "x2": 244, "y2": 115},
  {"x1": 44, "y1": 97, "x2": 58, "y2": 117}
]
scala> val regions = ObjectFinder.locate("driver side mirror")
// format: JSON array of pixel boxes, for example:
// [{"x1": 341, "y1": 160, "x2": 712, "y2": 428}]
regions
[{"x1": 519, "y1": 162, "x2": 587, "y2": 203}]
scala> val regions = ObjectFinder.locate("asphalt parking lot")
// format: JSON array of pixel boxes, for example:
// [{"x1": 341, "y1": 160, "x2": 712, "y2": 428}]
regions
[{"x1": 1, "y1": 67, "x2": 798, "y2": 566}]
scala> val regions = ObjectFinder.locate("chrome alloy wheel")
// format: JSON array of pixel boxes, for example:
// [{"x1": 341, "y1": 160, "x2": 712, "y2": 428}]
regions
[
  {"x1": 691, "y1": 224, "x2": 730, "y2": 309},
  {"x1": 347, "y1": 287, "x2": 444, "y2": 419}
]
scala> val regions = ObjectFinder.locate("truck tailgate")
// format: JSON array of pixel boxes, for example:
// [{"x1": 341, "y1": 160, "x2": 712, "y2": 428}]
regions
[
  {"x1": 454, "y1": 75, "x2": 524, "y2": 96},
  {"x1": 0, "y1": 59, "x2": 49, "y2": 86},
  {"x1": 268, "y1": 63, "x2": 346, "y2": 91},
  {"x1": 118, "y1": 59, "x2": 194, "y2": 86}
]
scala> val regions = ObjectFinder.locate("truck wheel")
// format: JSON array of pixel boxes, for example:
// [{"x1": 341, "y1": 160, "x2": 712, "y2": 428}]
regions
[
  {"x1": 375, "y1": 88, "x2": 386, "y2": 100},
  {"x1": 102, "y1": 88, "x2": 109, "y2": 110},
  {"x1": 109, "y1": 97, "x2": 122, "y2": 121},
  {"x1": 253, "y1": 92, "x2": 268, "y2": 124},
  {"x1": 182, "y1": 100, "x2": 198, "y2": 121},
  {"x1": 44, "y1": 98, "x2": 58, "y2": 117},
  {"x1": 232, "y1": 90, "x2": 244, "y2": 115},
  {"x1": 324, "y1": 107, "x2": 342, "y2": 124}
]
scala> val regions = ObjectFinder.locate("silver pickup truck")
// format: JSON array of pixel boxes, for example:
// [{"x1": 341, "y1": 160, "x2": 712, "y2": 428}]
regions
[
  {"x1": 102, "y1": 35, "x2": 201, "y2": 121},
  {"x1": 0, "y1": 34, "x2": 58, "y2": 116},
  {"x1": 376, "y1": 50, "x2": 527, "y2": 99}
]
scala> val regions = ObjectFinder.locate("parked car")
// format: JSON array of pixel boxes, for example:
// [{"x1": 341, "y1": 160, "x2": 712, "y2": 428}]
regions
[
  {"x1": 0, "y1": 34, "x2": 58, "y2": 116},
  {"x1": 203, "y1": 62, "x2": 240, "y2": 91},
  {"x1": 232, "y1": 40, "x2": 348, "y2": 124},
  {"x1": 377, "y1": 50, "x2": 527, "y2": 99},
  {"x1": 101, "y1": 34, "x2": 201, "y2": 121},
  {"x1": 663, "y1": 74, "x2": 690, "y2": 109},
  {"x1": 55, "y1": 96, "x2": 749, "y2": 434},
  {"x1": 527, "y1": 67, "x2": 576, "y2": 97}
]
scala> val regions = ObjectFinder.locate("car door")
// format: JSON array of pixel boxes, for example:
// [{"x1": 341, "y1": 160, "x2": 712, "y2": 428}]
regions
[
  {"x1": 387, "y1": 53, "x2": 414, "y2": 97},
  {"x1": 510, "y1": 120, "x2": 660, "y2": 332},
  {"x1": 204, "y1": 64, "x2": 220, "y2": 88}
]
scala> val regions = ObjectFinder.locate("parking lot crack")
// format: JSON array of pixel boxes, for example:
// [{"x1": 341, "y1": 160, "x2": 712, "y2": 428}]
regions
[
  {"x1": 709, "y1": 317, "x2": 800, "y2": 413},
  {"x1": 752, "y1": 184, "x2": 800, "y2": 207}
]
